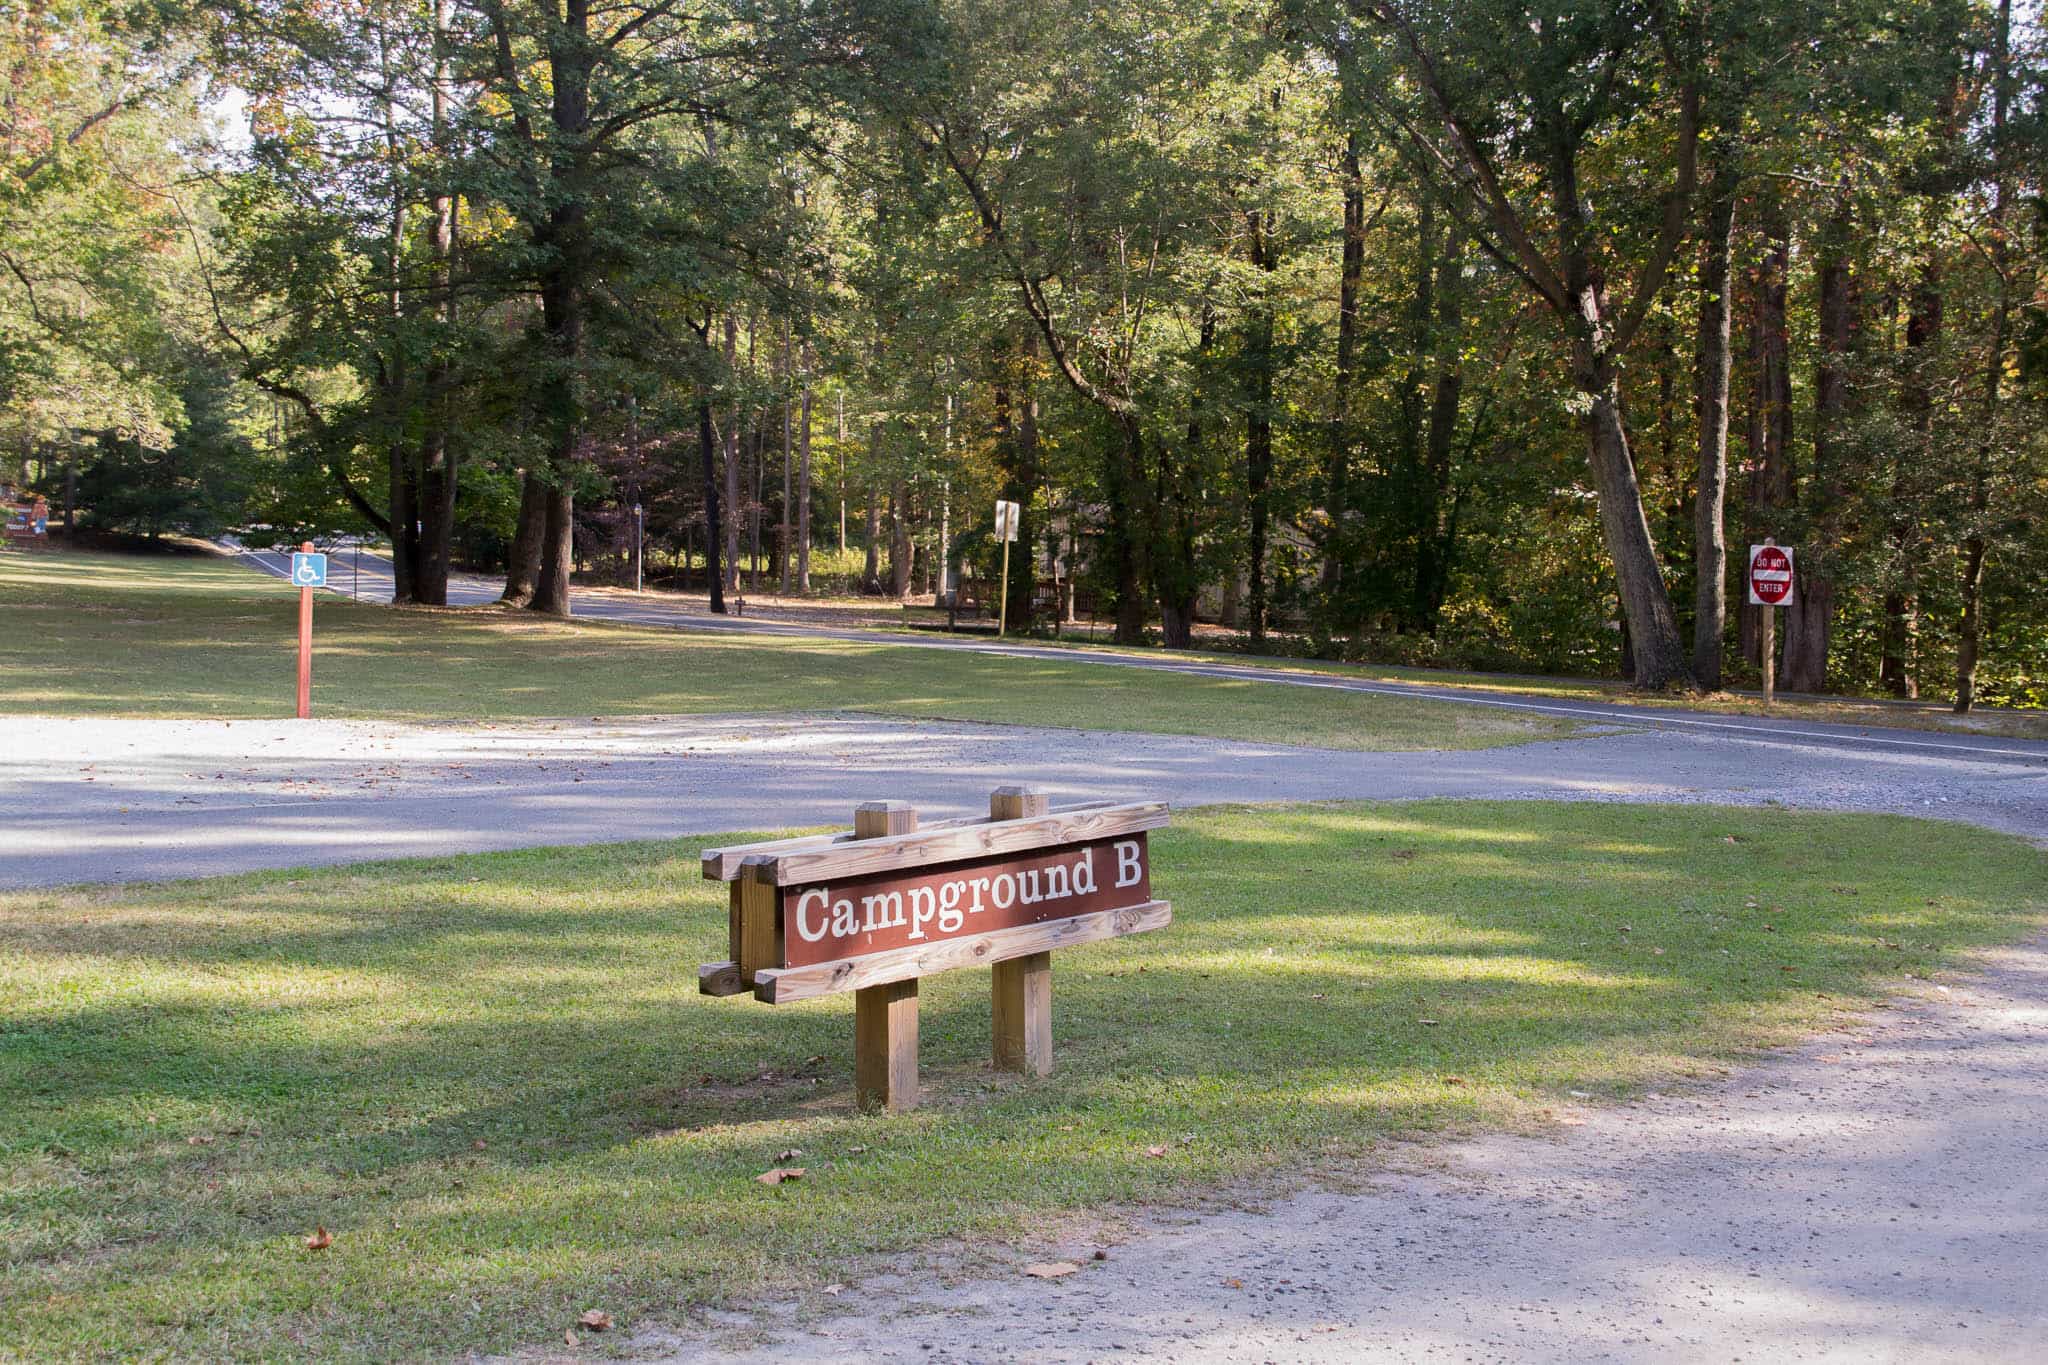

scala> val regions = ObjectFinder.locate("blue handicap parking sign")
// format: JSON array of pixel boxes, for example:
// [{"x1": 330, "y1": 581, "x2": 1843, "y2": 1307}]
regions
[{"x1": 291, "y1": 552, "x2": 329, "y2": 588}]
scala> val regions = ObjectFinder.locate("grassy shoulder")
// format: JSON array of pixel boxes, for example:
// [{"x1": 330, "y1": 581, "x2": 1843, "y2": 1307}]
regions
[
  {"x1": 966, "y1": 632, "x2": 2048, "y2": 741},
  {"x1": 0, "y1": 549, "x2": 1565, "y2": 751},
  {"x1": 3, "y1": 800, "x2": 2042, "y2": 1359}
]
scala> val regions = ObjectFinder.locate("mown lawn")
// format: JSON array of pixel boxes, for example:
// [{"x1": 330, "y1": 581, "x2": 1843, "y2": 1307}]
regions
[
  {"x1": 0, "y1": 549, "x2": 1566, "y2": 751},
  {"x1": 3, "y1": 801, "x2": 2042, "y2": 1359}
]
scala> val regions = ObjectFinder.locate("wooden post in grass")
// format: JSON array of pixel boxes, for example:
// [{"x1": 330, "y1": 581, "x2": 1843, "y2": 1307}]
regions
[
  {"x1": 852, "y1": 801, "x2": 920, "y2": 1110},
  {"x1": 989, "y1": 786, "x2": 1054, "y2": 1076}
]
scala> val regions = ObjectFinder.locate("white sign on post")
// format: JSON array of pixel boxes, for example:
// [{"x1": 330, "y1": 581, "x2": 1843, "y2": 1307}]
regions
[
  {"x1": 1747, "y1": 543, "x2": 1794, "y2": 606},
  {"x1": 994, "y1": 499, "x2": 1020, "y2": 543}
]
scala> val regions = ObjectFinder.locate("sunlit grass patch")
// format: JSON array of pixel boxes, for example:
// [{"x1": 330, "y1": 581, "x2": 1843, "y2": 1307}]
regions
[
  {"x1": 2, "y1": 800, "x2": 2042, "y2": 1358},
  {"x1": 0, "y1": 548, "x2": 1574, "y2": 750}
]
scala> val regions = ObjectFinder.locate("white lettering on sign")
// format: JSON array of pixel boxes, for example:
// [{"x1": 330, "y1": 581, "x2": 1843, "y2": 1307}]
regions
[
  {"x1": 797, "y1": 887, "x2": 831, "y2": 942},
  {"x1": 1115, "y1": 840, "x2": 1143, "y2": 888},
  {"x1": 791, "y1": 848, "x2": 1130, "y2": 953}
]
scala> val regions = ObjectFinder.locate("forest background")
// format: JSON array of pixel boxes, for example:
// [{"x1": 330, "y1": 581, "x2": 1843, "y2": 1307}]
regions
[{"x1": 5, "y1": 0, "x2": 2044, "y2": 707}]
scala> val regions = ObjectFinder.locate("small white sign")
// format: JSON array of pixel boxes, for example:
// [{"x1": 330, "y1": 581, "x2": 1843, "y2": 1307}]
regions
[
  {"x1": 1747, "y1": 543, "x2": 1794, "y2": 607},
  {"x1": 291, "y1": 552, "x2": 329, "y2": 588},
  {"x1": 994, "y1": 499, "x2": 1020, "y2": 543}
]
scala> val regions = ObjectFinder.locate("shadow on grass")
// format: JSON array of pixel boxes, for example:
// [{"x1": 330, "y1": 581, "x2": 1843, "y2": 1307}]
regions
[{"x1": 2, "y1": 801, "x2": 2043, "y2": 1357}]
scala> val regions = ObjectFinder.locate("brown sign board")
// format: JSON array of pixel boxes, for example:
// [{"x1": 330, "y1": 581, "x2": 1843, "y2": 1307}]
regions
[
  {"x1": 700, "y1": 798, "x2": 1170, "y2": 1005},
  {"x1": 781, "y1": 833, "x2": 1151, "y2": 966},
  {"x1": 697, "y1": 791, "x2": 1171, "y2": 1111}
]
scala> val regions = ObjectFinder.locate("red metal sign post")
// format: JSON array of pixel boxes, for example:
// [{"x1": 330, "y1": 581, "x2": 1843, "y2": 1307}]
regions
[{"x1": 296, "y1": 540, "x2": 314, "y2": 719}]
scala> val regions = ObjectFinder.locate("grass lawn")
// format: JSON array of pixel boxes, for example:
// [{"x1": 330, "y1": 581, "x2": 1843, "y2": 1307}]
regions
[
  {"x1": 954, "y1": 631, "x2": 2048, "y2": 741},
  {"x1": 0, "y1": 549, "x2": 1566, "y2": 751},
  {"x1": 3, "y1": 800, "x2": 2042, "y2": 1359}
]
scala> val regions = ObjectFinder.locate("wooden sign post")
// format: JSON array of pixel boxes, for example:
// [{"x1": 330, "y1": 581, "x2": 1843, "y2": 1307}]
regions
[
  {"x1": 699, "y1": 788, "x2": 1171, "y2": 1112},
  {"x1": 1748, "y1": 539, "x2": 1795, "y2": 708}
]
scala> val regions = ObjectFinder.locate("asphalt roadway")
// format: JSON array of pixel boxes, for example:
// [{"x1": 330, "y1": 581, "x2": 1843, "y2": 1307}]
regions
[{"x1": 3, "y1": 545, "x2": 2044, "y2": 890}]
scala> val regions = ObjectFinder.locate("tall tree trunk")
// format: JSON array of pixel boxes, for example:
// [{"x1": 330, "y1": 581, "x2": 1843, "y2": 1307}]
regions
[
  {"x1": 1322, "y1": 127, "x2": 1365, "y2": 597},
  {"x1": 501, "y1": 470, "x2": 546, "y2": 603},
  {"x1": 1245, "y1": 214, "x2": 1277, "y2": 644},
  {"x1": 1413, "y1": 227, "x2": 1466, "y2": 632},
  {"x1": 887, "y1": 481, "x2": 911, "y2": 597},
  {"x1": 1690, "y1": 180, "x2": 1737, "y2": 687},
  {"x1": 1577, "y1": 345, "x2": 1690, "y2": 688},
  {"x1": 797, "y1": 370, "x2": 812, "y2": 593},
  {"x1": 529, "y1": 485, "x2": 574, "y2": 615},
  {"x1": 414, "y1": 0, "x2": 458, "y2": 606},
  {"x1": 860, "y1": 427, "x2": 881, "y2": 595},
  {"x1": 1957, "y1": 0, "x2": 2012, "y2": 713},
  {"x1": 779, "y1": 321, "x2": 793, "y2": 594},
  {"x1": 697, "y1": 398, "x2": 726, "y2": 614},
  {"x1": 722, "y1": 313, "x2": 741, "y2": 592},
  {"x1": 1785, "y1": 196, "x2": 1857, "y2": 694},
  {"x1": 1886, "y1": 265, "x2": 1940, "y2": 698},
  {"x1": 519, "y1": 0, "x2": 594, "y2": 618}
]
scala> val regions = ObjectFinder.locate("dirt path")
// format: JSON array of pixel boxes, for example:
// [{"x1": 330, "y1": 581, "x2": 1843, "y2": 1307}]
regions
[{"x1": 640, "y1": 934, "x2": 2048, "y2": 1364}]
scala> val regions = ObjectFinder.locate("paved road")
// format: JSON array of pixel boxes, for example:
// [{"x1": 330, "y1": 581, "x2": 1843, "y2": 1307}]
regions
[{"x1": 6, "y1": 707, "x2": 2047, "y2": 888}]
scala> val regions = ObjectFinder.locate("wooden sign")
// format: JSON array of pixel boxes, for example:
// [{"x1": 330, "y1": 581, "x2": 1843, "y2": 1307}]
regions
[{"x1": 699, "y1": 788, "x2": 1172, "y2": 1111}]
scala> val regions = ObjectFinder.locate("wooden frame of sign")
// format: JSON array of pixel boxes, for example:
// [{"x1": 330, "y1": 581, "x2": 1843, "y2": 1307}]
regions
[{"x1": 698, "y1": 788, "x2": 1171, "y2": 1112}]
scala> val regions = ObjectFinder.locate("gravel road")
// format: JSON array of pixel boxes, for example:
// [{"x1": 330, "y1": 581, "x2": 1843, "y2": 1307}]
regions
[
  {"x1": 664, "y1": 937, "x2": 2048, "y2": 1364},
  {"x1": 5, "y1": 710, "x2": 2046, "y2": 888}
]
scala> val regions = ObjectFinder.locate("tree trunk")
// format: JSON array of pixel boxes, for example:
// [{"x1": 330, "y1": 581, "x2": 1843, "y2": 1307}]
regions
[
  {"x1": 415, "y1": 0, "x2": 458, "y2": 606},
  {"x1": 779, "y1": 323, "x2": 793, "y2": 595},
  {"x1": 1108, "y1": 420, "x2": 1147, "y2": 644},
  {"x1": 1691, "y1": 183, "x2": 1736, "y2": 688},
  {"x1": 698, "y1": 398, "x2": 726, "y2": 614},
  {"x1": 1412, "y1": 228, "x2": 1466, "y2": 632},
  {"x1": 887, "y1": 480, "x2": 912, "y2": 598},
  {"x1": 1245, "y1": 219, "x2": 1276, "y2": 644},
  {"x1": 1785, "y1": 197, "x2": 1857, "y2": 695},
  {"x1": 722, "y1": 314, "x2": 740, "y2": 592},
  {"x1": 797, "y1": 375, "x2": 812, "y2": 593},
  {"x1": 861, "y1": 457, "x2": 881, "y2": 595},
  {"x1": 1886, "y1": 263, "x2": 1940, "y2": 698},
  {"x1": 1957, "y1": 0, "x2": 2012, "y2": 713},
  {"x1": 530, "y1": 484, "x2": 574, "y2": 616},
  {"x1": 1322, "y1": 126, "x2": 1365, "y2": 597},
  {"x1": 501, "y1": 470, "x2": 546, "y2": 604},
  {"x1": 1578, "y1": 347, "x2": 1690, "y2": 689}
]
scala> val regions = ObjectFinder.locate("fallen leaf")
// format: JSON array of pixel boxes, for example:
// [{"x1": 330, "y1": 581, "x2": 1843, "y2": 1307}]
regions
[
  {"x1": 305, "y1": 1226, "x2": 333, "y2": 1251},
  {"x1": 187, "y1": 1134, "x2": 214, "y2": 1146},
  {"x1": 847, "y1": 1145, "x2": 868, "y2": 1154},
  {"x1": 1145, "y1": 1145, "x2": 1169, "y2": 1158},
  {"x1": 776, "y1": 1148, "x2": 803, "y2": 1162},
  {"x1": 564, "y1": 1329, "x2": 578, "y2": 1347},
  {"x1": 755, "y1": 1166, "x2": 806, "y2": 1186},
  {"x1": 1224, "y1": 1277, "x2": 1244, "y2": 1289},
  {"x1": 473, "y1": 1139, "x2": 487, "y2": 1150},
  {"x1": 823, "y1": 1283, "x2": 846, "y2": 1296},
  {"x1": 1419, "y1": 1018, "x2": 1440, "y2": 1026},
  {"x1": 1442, "y1": 1076, "x2": 1466, "y2": 1086},
  {"x1": 1023, "y1": 1261, "x2": 1078, "y2": 1279},
  {"x1": 577, "y1": 1310, "x2": 612, "y2": 1332}
]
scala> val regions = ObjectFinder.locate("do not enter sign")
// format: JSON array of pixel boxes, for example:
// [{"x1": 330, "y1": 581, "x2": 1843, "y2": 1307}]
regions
[{"x1": 1748, "y1": 543, "x2": 1796, "y2": 606}]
